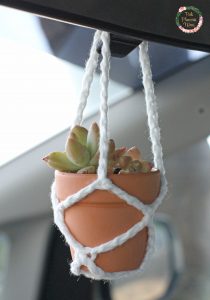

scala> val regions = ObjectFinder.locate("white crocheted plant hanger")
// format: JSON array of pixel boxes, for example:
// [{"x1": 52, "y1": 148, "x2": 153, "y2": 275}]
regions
[{"x1": 51, "y1": 30, "x2": 168, "y2": 281}]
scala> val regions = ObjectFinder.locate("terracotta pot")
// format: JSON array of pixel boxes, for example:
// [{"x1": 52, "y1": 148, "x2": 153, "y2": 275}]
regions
[{"x1": 55, "y1": 170, "x2": 160, "y2": 273}]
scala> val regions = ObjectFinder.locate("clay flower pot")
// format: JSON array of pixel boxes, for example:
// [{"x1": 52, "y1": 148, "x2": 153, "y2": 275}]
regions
[{"x1": 55, "y1": 170, "x2": 160, "y2": 273}]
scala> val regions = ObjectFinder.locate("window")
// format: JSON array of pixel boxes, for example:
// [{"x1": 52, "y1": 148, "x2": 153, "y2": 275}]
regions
[{"x1": 0, "y1": 6, "x2": 132, "y2": 167}]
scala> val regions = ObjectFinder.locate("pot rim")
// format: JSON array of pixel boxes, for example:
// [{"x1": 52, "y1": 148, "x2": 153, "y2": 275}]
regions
[
  {"x1": 55, "y1": 169, "x2": 160, "y2": 178},
  {"x1": 55, "y1": 169, "x2": 161, "y2": 206}
]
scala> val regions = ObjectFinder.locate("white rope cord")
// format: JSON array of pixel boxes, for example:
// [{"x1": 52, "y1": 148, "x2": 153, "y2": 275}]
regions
[
  {"x1": 72, "y1": 30, "x2": 102, "y2": 127},
  {"x1": 51, "y1": 31, "x2": 168, "y2": 280},
  {"x1": 97, "y1": 32, "x2": 111, "y2": 179},
  {"x1": 139, "y1": 42, "x2": 168, "y2": 211},
  {"x1": 139, "y1": 42, "x2": 164, "y2": 173}
]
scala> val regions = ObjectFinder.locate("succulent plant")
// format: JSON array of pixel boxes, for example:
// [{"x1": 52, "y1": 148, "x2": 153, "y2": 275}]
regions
[{"x1": 43, "y1": 122, "x2": 153, "y2": 174}]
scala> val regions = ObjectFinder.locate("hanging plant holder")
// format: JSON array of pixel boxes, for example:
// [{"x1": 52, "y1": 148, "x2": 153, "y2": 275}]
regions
[{"x1": 50, "y1": 31, "x2": 168, "y2": 280}]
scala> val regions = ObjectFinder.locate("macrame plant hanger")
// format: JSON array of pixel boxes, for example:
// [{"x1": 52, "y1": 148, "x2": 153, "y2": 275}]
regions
[{"x1": 51, "y1": 30, "x2": 168, "y2": 280}]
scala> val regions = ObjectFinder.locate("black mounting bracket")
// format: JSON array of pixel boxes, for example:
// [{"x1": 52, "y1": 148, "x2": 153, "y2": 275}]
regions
[{"x1": 97, "y1": 34, "x2": 142, "y2": 57}]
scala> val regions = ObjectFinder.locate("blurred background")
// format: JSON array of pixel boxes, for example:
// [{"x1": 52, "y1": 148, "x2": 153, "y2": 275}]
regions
[{"x1": 0, "y1": 4, "x2": 210, "y2": 300}]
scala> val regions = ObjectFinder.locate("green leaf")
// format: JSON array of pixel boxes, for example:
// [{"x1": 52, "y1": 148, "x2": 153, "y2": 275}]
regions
[
  {"x1": 42, "y1": 152, "x2": 80, "y2": 172},
  {"x1": 65, "y1": 138, "x2": 90, "y2": 167},
  {"x1": 71, "y1": 125, "x2": 88, "y2": 146},
  {"x1": 77, "y1": 166, "x2": 96, "y2": 174},
  {"x1": 89, "y1": 149, "x2": 99, "y2": 166},
  {"x1": 87, "y1": 122, "x2": 100, "y2": 157}
]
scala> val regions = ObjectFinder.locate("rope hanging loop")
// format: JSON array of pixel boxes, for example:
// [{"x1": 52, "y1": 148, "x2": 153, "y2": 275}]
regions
[{"x1": 51, "y1": 30, "x2": 168, "y2": 280}]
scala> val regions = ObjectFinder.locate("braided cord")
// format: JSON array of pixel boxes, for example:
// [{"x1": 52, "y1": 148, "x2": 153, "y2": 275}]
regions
[
  {"x1": 72, "y1": 30, "x2": 102, "y2": 127},
  {"x1": 139, "y1": 42, "x2": 165, "y2": 175},
  {"x1": 97, "y1": 32, "x2": 111, "y2": 179}
]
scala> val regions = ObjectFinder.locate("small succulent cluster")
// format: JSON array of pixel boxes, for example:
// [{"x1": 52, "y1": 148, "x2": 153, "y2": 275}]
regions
[{"x1": 43, "y1": 123, "x2": 153, "y2": 174}]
